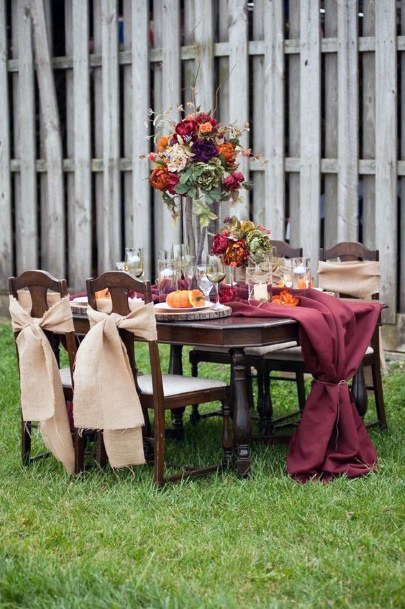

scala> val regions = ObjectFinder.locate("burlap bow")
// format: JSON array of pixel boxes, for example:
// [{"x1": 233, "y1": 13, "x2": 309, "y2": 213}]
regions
[
  {"x1": 73, "y1": 300, "x2": 157, "y2": 469},
  {"x1": 9, "y1": 295, "x2": 75, "y2": 474},
  {"x1": 318, "y1": 260, "x2": 380, "y2": 299}
]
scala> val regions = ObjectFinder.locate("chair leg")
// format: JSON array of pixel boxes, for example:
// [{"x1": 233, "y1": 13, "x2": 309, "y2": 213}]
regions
[
  {"x1": 96, "y1": 431, "x2": 108, "y2": 469},
  {"x1": 190, "y1": 357, "x2": 201, "y2": 424},
  {"x1": 260, "y1": 365, "x2": 274, "y2": 434},
  {"x1": 296, "y1": 372, "x2": 307, "y2": 412},
  {"x1": 371, "y1": 361, "x2": 388, "y2": 430},
  {"x1": 74, "y1": 429, "x2": 86, "y2": 473},
  {"x1": 153, "y1": 406, "x2": 166, "y2": 487},
  {"x1": 21, "y1": 418, "x2": 31, "y2": 466}
]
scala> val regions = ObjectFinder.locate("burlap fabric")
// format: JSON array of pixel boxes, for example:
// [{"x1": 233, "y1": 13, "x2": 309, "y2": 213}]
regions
[
  {"x1": 318, "y1": 261, "x2": 380, "y2": 299},
  {"x1": 73, "y1": 299, "x2": 157, "y2": 468},
  {"x1": 9, "y1": 295, "x2": 75, "y2": 474}
]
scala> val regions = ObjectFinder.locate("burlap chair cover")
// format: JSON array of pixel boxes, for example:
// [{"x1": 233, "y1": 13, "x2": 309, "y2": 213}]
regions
[
  {"x1": 73, "y1": 300, "x2": 157, "y2": 469},
  {"x1": 318, "y1": 261, "x2": 380, "y2": 299},
  {"x1": 9, "y1": 295, "x2": 75, "y2": 474}
]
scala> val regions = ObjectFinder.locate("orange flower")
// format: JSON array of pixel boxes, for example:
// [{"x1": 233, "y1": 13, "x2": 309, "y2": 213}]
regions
[
  {"x1": 149, "y1": 166, "x2": 170, "y2": 191},
  {"x1": 199, "y1": 122, "x2": 213, "y2": 134},
  {"x1": 218, "y1": 142, "x2": 236, "y2": 165},
  {"x1": 157, "y1": 136, "x2": 169, "y2": 152},
  {"x1": 272, "y1": 290, "x2": 299, "y2": 306}
]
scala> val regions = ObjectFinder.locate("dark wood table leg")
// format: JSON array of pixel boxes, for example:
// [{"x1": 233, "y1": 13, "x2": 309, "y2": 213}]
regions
[
  {"x1": 169, "y1": 345, "x2": 185, "y2": 439},
  {"x1": 230, "y1": 347, "x2": 252, "y2": 477}
]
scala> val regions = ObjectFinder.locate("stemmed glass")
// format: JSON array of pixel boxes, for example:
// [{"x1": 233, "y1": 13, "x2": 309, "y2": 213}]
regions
[
  {"x1": 125, "y1": 247, "x2": 144, "y2": 278},
  {"x1": 205, "y1": 255, "x2": 226, "y2": 305},
  {"x1": 196, "y1": 265, "x2": 214, "y2": 304}
]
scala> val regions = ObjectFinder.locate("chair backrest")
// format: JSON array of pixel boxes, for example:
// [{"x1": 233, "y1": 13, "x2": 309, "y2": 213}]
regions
[
  {"x1": 9, "y1": 269, "x2": 77, "y2": 371},
  {"x1": 272, "y1": 240, "x2": 303, "y2": 258},
  {"x1": 320, "y1": 241, "x2": 379, "y2": 262},
  {"x1": 86, "y1": 271, "x2": 161, "y2": 391},
  {"x1": 318, "y1": 242, "x2": 379, "y2": 299}
]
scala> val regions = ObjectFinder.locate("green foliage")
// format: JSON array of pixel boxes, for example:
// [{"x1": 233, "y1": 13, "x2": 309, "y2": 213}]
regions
[{"x1": 0, "y1": 322, "x2": 404, "y2": 609}]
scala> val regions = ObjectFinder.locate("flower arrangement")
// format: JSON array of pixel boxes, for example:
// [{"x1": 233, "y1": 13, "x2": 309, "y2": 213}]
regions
[
  {"x1": 211, "y1": 216, "x2": 271, "y2": 268},
  {"x1": 146, "y1": 104, "x2": 256, "y2": 229}
]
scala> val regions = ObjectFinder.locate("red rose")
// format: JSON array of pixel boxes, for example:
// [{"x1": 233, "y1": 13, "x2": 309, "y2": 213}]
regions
[
  {"x1": 219, "y1": 286, "x2": 237, "y2": 304},
  {"x1": 211, "y1": 230, "x2": 230, "y2": 255},
  {"x1": 175, "y1": 119, "x2": 198, "y2": 139},
  {"x1": 196, "y1": 113, "x2": 218, "y2": 128},
  {"x1": 233, "y1": 172, "x2": 245, "y2": 182},
  {"x1": 167, "y1": 172, "x2": 179, "y2": 195}
]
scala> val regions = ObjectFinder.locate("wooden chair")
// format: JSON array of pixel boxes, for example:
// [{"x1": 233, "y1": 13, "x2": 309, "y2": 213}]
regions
[
  {"x1": 189, "y1": 241, "x2": 303, "y2": 428},
  {"x1": 252, "y1": 241, "x2": 387, "y2": 432},
  {"x1": 81, "y1": 271, "x2": 232, "y2": 487},
  {"x1": 9, "y1": 270, "x2": 77, "y2": 466}
]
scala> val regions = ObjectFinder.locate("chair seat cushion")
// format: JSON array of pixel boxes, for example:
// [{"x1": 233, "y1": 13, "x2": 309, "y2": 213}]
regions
[
  {"x1": 138, "y1": 374, "x2": 226, "y2": 397},
  {"x1": 261, "y1": 344, "x2": 374, "y2": 361},
  {"x1": 59, "y1": 367, "x2": 72, "y2": 387},
  {"x1": 245, "y1": 341, "x2": 298, "y2": 356}
]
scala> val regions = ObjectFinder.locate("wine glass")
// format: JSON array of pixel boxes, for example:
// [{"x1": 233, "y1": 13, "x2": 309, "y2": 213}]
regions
[
  {"x1": 279, "y1": 257, "x2": 293, "y2": 288},
  {"x1": 205, "y1": 255, "x2": 226, "y2": 305},
  {"x1": 125, "y1": 247, "x2": 144, "y2": 278},
  {"x1": 196, "y1": 265, "x2": 214, "y2": 303}
]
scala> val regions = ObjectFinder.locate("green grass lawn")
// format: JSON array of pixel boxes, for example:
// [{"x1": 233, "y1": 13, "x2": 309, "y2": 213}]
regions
[{"x1": 0, "y1": 321, "x2": 404, "y2": 609}]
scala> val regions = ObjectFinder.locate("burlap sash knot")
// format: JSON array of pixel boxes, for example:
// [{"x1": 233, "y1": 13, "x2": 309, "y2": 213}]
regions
[
  {"x1": 318, "y1": 260, "x2": 380, "y2": 299},
  {"x1": 9, "y1": 295, "x2": 75, "y2": 474},
  {"x1": 73, "y1": 300, "x2": 157, "y2": 469}
]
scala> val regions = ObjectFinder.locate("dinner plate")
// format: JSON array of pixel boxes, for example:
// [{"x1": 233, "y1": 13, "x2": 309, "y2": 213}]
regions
[
  {"x1": 71, "y1": 296, "x2": 88, "y2": 304},
  {"x1": 154, "y1": 301, "x2": 212, "y2": 312}
]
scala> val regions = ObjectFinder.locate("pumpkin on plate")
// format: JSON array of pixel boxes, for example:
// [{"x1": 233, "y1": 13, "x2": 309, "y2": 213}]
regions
[{"x1": 166, "y1": 289, "x2": 205, "y2": 308}]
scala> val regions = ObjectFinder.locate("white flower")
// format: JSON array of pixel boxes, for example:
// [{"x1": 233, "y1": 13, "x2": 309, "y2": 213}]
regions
[{"x1": 164, "y1": 143, "x2": 192, "y2": 172}]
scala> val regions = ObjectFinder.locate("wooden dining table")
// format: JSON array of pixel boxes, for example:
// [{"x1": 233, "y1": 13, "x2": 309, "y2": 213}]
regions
[{"x1": 73, "y1": 311, "x2": 300, "y2": 476}]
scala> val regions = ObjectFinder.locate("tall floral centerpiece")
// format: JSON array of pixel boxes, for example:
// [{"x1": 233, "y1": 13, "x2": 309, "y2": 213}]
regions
[
  {"x1": 211, "y1": 216, "x2": 272, "y2": 283},
  {"x1": 146, "y1": 105, "x2": 255, "y2": 264}
]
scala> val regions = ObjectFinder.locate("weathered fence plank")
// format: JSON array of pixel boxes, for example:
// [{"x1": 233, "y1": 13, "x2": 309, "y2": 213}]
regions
[
  {"x1": 264, "y1": 0, "x2": 284, "y2": 238},
  {"x1": 337, "y1": 0, "x2": 358, "y2": 243},
  {"x1": 71, "y1": 0, "x2": 91, "y2": 289},
  {"x1": 160, "y1": 0, "x2": 181, "y2": 253},
  {"x1": 100, "y1": 0, "x2": 121, "y2": 272},
  {"x1": 31, "y1": 0, "x2": 65, "y2": 278},
  {"x1": 252, "y1": 0, "x2": 265, "y2": 228},
  {"x1": 362, "y1": 0, "x2": 376, "y2": 249},
  {"x1": 299, "y1": 0, "x2": 321, "y2": 269},
  {"x1": 375, "y1": 1, "x2": 397, "y2": 323},
  {"x1": 15, "y1": 0, "x2": 38, "y2": 272},
  {"x1": 131, "y1": 0, "x2": 151, "y2": 277},
  {"x1": 323, "y1": 0, "x2": 338, "y2": 248},
  {"x1": 287, "y1": 0, "x2": 301, "y2": 247},
  {"x1": 228, "y1": 0, "x2": 249, "y2": 220},
  {"x1": 0, "y1": 0, "x2": 12, "y2": 286}
]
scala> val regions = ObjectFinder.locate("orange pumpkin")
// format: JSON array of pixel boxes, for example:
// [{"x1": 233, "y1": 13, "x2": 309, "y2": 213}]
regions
[{"x1": 166, "y1": 289, "x2": 205, "y2": 308}]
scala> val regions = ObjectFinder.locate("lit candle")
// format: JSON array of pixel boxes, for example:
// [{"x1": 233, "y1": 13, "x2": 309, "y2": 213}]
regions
[{"x1": 253, "y1": 283, "x2": 268, "y2": 301}]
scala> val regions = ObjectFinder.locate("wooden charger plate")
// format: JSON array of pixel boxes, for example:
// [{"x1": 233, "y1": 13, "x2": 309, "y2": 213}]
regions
[{"x1": 154, "y1": 304, "x2": 232, "y2": 321}]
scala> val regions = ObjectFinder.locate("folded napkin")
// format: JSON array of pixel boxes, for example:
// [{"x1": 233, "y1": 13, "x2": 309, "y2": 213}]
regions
[
  {"x1": 9, "y1": 295, "x2": 75, "y2": 474},
  {"x1": 73, "y1": 299, "x2": 157, "y2": 468},
  {"x1": 228, "y1": 289, "x2": 382, "y2": 482}
]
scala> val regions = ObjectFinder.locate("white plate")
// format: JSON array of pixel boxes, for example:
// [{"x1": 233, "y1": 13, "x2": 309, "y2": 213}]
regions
[
  {"x1": 71, "y1": 296, "x2": 88, "y2": 304},
  {"x1": 154, "y1": 301, "x2": 212, "y2": 312}
]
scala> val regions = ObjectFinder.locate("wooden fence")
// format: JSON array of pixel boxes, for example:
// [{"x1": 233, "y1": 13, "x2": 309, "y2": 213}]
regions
[{"x1": 0, "y1": 0, "x2": 403, "y2": 333}]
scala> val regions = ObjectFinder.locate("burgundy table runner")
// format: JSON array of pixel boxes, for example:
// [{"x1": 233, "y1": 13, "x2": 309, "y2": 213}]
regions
[{"x1": 228, "y1": 287, "x2": 382, "y2": 482}]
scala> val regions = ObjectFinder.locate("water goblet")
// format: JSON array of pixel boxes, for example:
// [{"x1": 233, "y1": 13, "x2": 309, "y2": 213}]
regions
[
  {"x1": 157, "y1": 258, "x2": 179, "y2": 302},
  {"x1": 125, "y1": 247, "x2": 144, "y2": 278},
  {"x1": 279, "y1": 257, "x2": 293, "y2": 288},
  {"x1": 196, "y1": 265, "x2": 214, "y2": 303},
  {"x1": 205, "y1": 255, "x2": 226, "y2": 305},
  {"x1": 115, "y1": 261, "x2": 126, "y2": 271}
]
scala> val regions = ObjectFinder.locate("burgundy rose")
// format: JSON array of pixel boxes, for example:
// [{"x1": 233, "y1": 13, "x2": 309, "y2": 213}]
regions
[
  {"x1": 211, "y1": 230, "x2": 230, "y2": 255},
  {"x1": 175, "y1": 119, "x2": 198, "y2": 139},
  {"x1": 196, "y1": 113, "x2": 218, "y2": 128},
  {"x1": 167, "y1": 172, "x2": 179, "y2": 195},
  {"x1": 219, "y1": 285, "x2": 237, "y2": 304},
  {"x1": 224, "y1": 172, "x2": 245, "y2": 190},
  {"x1": 192, "y1": 139, "x2": 219, "y2": 162}
]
